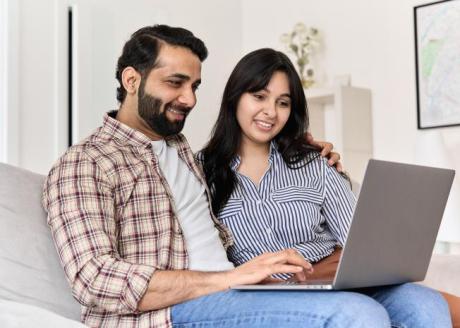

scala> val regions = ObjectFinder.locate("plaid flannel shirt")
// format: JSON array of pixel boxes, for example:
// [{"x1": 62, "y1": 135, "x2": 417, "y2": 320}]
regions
[{"x1": 42, "y1": 111, "x2": 233, "y2": 328}]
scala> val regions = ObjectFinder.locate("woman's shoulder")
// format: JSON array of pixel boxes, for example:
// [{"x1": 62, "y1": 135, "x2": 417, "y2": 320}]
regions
[
  {"x1": 282, "y1": 151, "x2": 348, "y2": 182},
  {"x1": 311, "y1": 155, "x2": 352, "y2": 189},
  {"x1": 282, "y1": 150, "x2": 325, "y2": 171}
]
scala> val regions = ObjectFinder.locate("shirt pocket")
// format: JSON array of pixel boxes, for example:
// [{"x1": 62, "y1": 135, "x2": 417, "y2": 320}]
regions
[
  {"x1": 218, "y1": 197, "x2": 244, "y2": 222},
  {"x1": 218, "y1": 197, "x2": 245, "y2": 239},
  {"x1": 271, "y1": 185, "x2": 323, "y2": 206}
]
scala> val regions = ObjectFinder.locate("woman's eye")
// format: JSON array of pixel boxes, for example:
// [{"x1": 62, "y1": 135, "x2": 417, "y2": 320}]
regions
[
  {"x1": 252, "y1": 93, "x2": 265, "y2": 100},
  {"x1": 278, "y1": 100, "x2": 291, "y2": 107}
]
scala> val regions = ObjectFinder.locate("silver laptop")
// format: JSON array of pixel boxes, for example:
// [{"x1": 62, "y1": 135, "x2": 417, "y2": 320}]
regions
[{"x1": 232, "y1": 159, "x2": 455, "y2": 291}]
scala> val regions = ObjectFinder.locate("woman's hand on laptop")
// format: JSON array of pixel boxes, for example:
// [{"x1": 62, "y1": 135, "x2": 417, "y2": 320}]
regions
[{"x1": 226, "y1": 249, "x2": 313, "y2": 286}]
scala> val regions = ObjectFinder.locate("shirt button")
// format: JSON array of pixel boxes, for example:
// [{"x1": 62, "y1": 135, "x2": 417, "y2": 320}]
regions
[
  {"x1": 266, "y1": 228, "x2": 272, "y2": 234},
  {"x1": 256, "y1": 200, "x2": 262, "y2": 205}
]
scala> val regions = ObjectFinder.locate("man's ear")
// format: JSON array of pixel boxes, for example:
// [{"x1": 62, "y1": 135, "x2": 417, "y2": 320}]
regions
[{"x1": 121, "y1": 67, "x2": 141, "y2": 96}]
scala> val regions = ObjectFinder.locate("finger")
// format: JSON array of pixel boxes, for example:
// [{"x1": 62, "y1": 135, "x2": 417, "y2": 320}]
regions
[
  {"x1": 305, "y1": 265, "x2": 314, "y2": 274},
  {"x1": 250, "y1": 251, "x2": 293, "y2": 267},
  {"x1": 320, "y1": 142, "x2": 333, "y2": 157},
  {"x1": 259, "y1": 251, "x2": 292, "y2": 265},
  {"x1": 294, "y1": 270, "x2": 307, "y2": 282},
  {"x1": 278, "y1": 249, "x2": 313, "y2": 271},
  {"x1": 261, "y1": 277, "x2": 284, "y2": 284},
  {"x1": 293, "y1": 264, "x2": 315, "y2": 281},
  {"x1": 269, "y1": 264, "x2": 304, "y2": 276},
  {"x1": 327, "y1": 152, "x2": 340, "y2": 165},
  {"x1": 335, "y1": 162, "x2": 344, "y2": 173},
  {"x1": 259, "y1": 250, "x2": 312, "y2": 272}
]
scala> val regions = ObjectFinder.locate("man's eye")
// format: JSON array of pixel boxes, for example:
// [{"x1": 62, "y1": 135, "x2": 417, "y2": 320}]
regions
[{"x1": 168, "y1": 80, "x2": 181, "y2": 87}]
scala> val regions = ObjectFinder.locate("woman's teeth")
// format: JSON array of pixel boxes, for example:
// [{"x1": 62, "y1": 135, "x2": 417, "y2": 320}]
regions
[{"x1": 255, "y1": 120, "x2": 273, "y2": 129}]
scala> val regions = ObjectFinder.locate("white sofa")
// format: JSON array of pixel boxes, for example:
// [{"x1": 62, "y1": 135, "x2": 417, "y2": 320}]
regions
[
  {"x1": 0, "y1": 163, "x2": 84, "y2": 327},
  {"x1": 0, "y1": 162, "x2": 458, "y2": 327}
]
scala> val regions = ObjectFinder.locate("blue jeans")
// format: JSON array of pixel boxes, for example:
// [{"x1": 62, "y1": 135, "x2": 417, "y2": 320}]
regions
[{"x1": 171, "y1": 283, "x2": 451, "y2": 328}]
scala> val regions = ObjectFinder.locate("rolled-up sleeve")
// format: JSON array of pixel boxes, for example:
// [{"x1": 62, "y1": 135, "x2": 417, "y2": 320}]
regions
[{"x1": 42, "y1": 151, "x2": 156, "y2": 314}]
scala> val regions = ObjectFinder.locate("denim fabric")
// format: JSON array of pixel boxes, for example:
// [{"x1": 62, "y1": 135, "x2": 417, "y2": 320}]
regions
[{"x1": 171, "y1": 283, "x2": 451, "y2": 328}]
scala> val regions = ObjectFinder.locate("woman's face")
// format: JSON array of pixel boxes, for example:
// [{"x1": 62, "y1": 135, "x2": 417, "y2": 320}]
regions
[{"x1": 236, "y1": 71, "x2": 292, "y2": 149}]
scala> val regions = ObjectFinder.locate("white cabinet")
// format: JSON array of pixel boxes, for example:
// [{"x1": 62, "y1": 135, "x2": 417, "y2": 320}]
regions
[{"x1": 306, "y1": 86, "x2": 373, "y2": 184}]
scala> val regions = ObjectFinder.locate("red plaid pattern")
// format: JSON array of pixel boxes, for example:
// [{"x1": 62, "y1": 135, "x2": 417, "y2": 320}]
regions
[{"x1": 42, "y1": 111, "x2": 233, "y2": 327}]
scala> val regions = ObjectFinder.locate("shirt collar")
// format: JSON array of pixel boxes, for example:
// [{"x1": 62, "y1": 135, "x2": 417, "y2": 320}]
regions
[
  {"x1": 268, "y1": 141, "x2": 277, "y2": 164},
  {"x1": 230, "y1": 156, "x2": 241, "y2": 171},
  {"x1": 230, "y1": 141, "x2": 278, "y2": 171},
  {"x1": 101, "y1": 110, "x2": 186, "y2": 154}
]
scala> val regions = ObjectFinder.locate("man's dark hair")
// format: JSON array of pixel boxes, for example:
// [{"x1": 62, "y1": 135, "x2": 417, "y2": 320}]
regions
[{"x1": 115, "y1": 24, "x2": 208, "y2": 103}]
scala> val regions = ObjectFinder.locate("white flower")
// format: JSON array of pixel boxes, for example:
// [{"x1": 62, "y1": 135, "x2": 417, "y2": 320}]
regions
[
  {"x1": 279, "y1": 22, "x2": 321, "y2": 88},
  {"x1": 279, "y1": 33, "x2": 291, "y2": 45},
  {"x1": 294, "y1": 22, "x2": 307, "y2": 35},
  {"x1": 309, "y1": 27, "x2": 319, "y2": 36}
]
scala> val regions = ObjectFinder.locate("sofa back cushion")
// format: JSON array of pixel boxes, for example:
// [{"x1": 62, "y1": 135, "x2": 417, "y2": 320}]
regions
[{"x1": 0, "y1": 163, "x2": 81, "y2": 321}]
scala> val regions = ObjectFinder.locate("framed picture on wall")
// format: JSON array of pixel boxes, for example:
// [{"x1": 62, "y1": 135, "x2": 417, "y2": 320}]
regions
[{"x1": 414, "y1": 0, "x2": 460, "y2": 129}]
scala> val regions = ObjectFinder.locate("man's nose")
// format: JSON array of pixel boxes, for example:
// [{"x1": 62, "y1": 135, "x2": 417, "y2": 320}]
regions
[{"x1": 178, "y1": 88, "x2": 196, "y2": 108}]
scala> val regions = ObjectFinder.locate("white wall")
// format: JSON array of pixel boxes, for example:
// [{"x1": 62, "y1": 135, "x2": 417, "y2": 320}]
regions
[
  {"x1": 6, "y1": 0, "x2": 460, "y2": 243},
  {"x1": 57, "y1": 0, "x2": 242, "y2": 153},
  {"x1": 17, "y1": 0, "x2": 56, "y2": 173},
  {"x1": 12, "y1": 0, "x2": 242, "y2": 174},
  {"x1": 241, "y1": 0, "x2": 406, "y2": 159},
  {"x1": 241, "y1": 0, "x2": 460, "y2": 244},
  {"x1": 165, "y1": 1, "x2": 243, "y2": 152}
]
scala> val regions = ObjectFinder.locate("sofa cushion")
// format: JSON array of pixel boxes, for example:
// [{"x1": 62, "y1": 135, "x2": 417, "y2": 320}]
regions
[
  {"x1": 0, "y1": 299, "x2": 86, "y2": 327},
  {"x1": 0, "y1": 163, "x2": 81, "y2": 321}
]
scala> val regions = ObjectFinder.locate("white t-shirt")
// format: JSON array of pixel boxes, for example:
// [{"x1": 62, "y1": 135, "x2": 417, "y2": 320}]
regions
[{"x1": 151, "y1": 140, "x2": 234, "y2": 271}]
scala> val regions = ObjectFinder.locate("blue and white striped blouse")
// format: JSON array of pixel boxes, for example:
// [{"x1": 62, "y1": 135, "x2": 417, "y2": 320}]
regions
[{"x1": 218, "y1": 143, "x2": 356, "y2": 269}]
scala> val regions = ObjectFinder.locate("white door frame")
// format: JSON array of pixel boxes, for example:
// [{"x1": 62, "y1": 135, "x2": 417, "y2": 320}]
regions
[
  {"x1": 0, "y1": 0, "x2": 6, "y2": 162},
  {"x1": 0, "y1": 0, "x2": 19, "y2": 165}
]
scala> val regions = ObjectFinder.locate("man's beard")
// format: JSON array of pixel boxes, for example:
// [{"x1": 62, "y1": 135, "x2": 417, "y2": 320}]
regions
[{"x1": 138, "y1": 86, "x2": 190, "y2": 137}]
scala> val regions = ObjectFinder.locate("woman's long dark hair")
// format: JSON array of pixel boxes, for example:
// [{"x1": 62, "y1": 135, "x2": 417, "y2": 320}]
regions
[{"x1": 201, "y1": 48, "x2": 318, "y2": 215}]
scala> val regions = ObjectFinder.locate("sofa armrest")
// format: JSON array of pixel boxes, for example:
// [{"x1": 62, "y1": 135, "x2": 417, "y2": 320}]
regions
[{"x1": 420, "y1": 254, "x2": 460, "y2": 296}]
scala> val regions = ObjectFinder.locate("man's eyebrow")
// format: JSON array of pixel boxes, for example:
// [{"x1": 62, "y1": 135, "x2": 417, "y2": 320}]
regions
[
  {"x1": 168, "y1": 73, "x2": 191, "y2": 80},
  {"x1": 167, "y1": 74, "x2": 201, "y2": 86}
]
